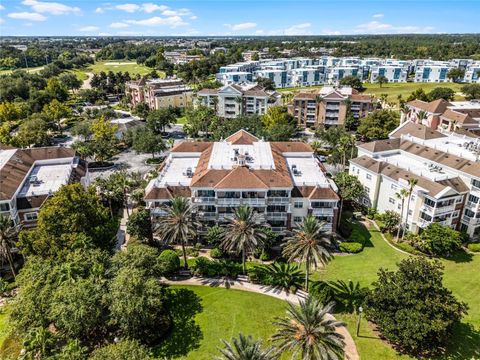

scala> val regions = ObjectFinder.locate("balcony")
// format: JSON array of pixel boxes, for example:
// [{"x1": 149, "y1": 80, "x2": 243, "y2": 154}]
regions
[
  {"x1": 271, "y1": 227, "x2": 287, "y2": 233},
  {"x1": 242, "y1": 198, "x2": 267, "y2": 205},
  {"x1": 197, "y1": 212, "x2": 217, "y2": 220},
  {"x1": 217, "y1": 198, "x2": 241, "y2": 205},
  {"x1": 268, "y1": 197, "x2": 290, "y2": 204},
  {"x1": 267, "y1": 212, "x2": 288, "y2": 220},
  {"x1": 463, "y1": 215, "x2": 480, "y2": 226},
  {"x1": 150, "y1": 207, "x2": 168, "y2": 216},
  {"x1": 310, "y1": 207, "x2": 334, "y2": 216},
  {"x1": 465, "y1": 201, "x2": 480, "y2": 211},
  {"x1": 193, "y1": 197, "x2": 216, "y2": 204},
  {"x1": 326, "y1": 105, "x2": 340, "y2": 111}
]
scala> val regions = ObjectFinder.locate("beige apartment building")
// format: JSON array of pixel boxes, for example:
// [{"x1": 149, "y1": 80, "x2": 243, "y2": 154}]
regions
[
  {"x1": 290, "y1": 86, "x2": 374, "y2": 128},
  {"x1": 125, "y1": 78, "x2": 193, "y2": 110}
]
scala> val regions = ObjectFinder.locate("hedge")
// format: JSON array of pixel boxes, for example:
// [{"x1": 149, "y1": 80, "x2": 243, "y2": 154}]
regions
[
  {"x1": 191, "y1": 257, "x2": 242, "y2": 278},
  {"x1": 339, "y1": 242, "x2": 363, "y2": 253},
  {"x1": 467, "y1": 243, "x2": 480, "y2": 252},
  {"x1": 158, "y1": 250, "x2": 180, "y2": 275}
]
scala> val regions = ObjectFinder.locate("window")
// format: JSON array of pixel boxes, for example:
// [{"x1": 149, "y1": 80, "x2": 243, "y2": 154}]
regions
[
  {"x1": 25, "y1": 212, "x2": 38, "y2": 221},
  {"x1": 0, "y1": 203, "x2": 9, "y2": 212},
  {"x1": 389, "y1": 198, "x2": 395, "y2": 204},
  {"x1": 452, "y1": 211, "x2": 460, "y2": 218},
  {"x1": 364, "y1": 186, "x2": 370, "y2": 193},
  {"x1": 408, "y1": 210, "x2": 413, "y2": 215},
  {"x1": 411, "y1": 194, "x2": 416, "y2": 202},
  {"x1": 397, "y1": 204, "x2": 402, "y2": 210},
  {"x1": 294, "y1": 201, "x2": 303, "y2": 209},
  {"x1": 366, "y1": 173, "x2": 372, "y2": 180},
  {"x1": 293, "y1": 216, "x2": 302, "y2": 223},
  {"x1": 456, "y1": 196, "x2": 464, "y2": 204},
  {"x1": 391, "y1": 184, "x2": 398, "y2": 190}
]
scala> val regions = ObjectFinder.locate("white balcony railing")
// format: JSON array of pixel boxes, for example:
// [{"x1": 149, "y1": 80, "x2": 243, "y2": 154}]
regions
[
  {"x1": 266, "y1": 212, "x2": 288, "y2": 220},
  {"x1": 242, "y1": 198, "x2": 267, "y2": 205},
  {"x1": 197, "y1": 212, "x2": 217, "y2": 219},
  {"x1": 267, "y1": 197, "x2": 290, "y2": 204},
  {"x1": 193, "y1": 197, "x2": 216, "y2": 204},
  {"x1": 311, "y1": 207, "x2": 334, "y2": 216},
  {"x1": 217, "y1": 198, "x2": 241, "y2": 205}
]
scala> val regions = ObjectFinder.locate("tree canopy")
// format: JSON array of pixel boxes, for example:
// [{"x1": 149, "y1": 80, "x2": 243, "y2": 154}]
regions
[{"x1": 357, "y1": 110, "x2": 399, "y2": 140}]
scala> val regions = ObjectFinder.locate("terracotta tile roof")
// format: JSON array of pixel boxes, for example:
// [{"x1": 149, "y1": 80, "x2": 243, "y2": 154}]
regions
[
  {"x1": 357, "y1": 138, "x2": 401, "y2": 153},
  {"x1": 271, "y1": 142, "x2": 313, "y2": 153},
  {"x1": 309, "y1": 187, "x2": 340, "y2": 200},
  {"x1": 390, "y1": 122, "x2": 447, "y2": 140},
  {"x1": 225, "y1": 130, "x2": 259, "y2": 145},
  {"x1": 291, "y1": 186, "x2": 315, "y2": 197},
  {"x1": 0, "y1": 147, "x2": 76, "y2": 201},
  {"x1": 350, "y1": 155, "x2": 391, "y2": 173},
  {"x1": 407, "y1": 99, "x2": 451, "y2": 114},
  {"x1": 441, "y1": 109, "x2": 476, "y2": 125},
  {"x1": 16, "y1": 195, "x2": 49, "y2": 210},
  {"x1": 197, "y1": 88, "x2": 219, "y2": 95},
  {"x1": 294, "y1": 92, "x2": 318, "y2": 100},
  {"x1": 215, "y1": 166, "x2": 269, "y2": 189},
  {"x1": 144, "y1": 186, "x2": 191, "y2": 200},
  {"x1": 350, "y1": 94, "x2": 372, "y2": 102},
  {"x1": 171, "y1": 141, "x2": 213, "y2": 153}
]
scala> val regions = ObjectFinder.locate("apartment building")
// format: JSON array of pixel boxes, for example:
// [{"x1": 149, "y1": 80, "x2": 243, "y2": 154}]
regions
[
  {"x1": 196, "y1": 83, "x2": 281, "y2": 119},
  {"x1": 0, "y1": 147, "x2": 89, "y2": 228},
  {"x1": 403, "y1": 99, "x2": 480, "y2": 133},
  {"x1": 144, "y1": 130, "x2": 340, "y2": 233},
  {"x1": 216, "y1": 71, "x2": 253, "y2": 85},
  {"x1": 125, "y1": 78, "x2": 193, "y2": 110},
  {"x1": 254, "y1": 69, "x2": 290, "y2": 88},
  {"x1": 349, "y1": 123, "x2": 480, "y2": 238},
  {"x1": 370, "y1": 65, "x2": 409, "y2": 83},
  {"x1": 464, "y1": 65, "x2": 480, "y2": 83},
  {"x1": 414, "y1": 65, "x2": 452, "y2": 83},
  {"x1": 291, "y1": 86, "x2": 374, "y2": 128}
]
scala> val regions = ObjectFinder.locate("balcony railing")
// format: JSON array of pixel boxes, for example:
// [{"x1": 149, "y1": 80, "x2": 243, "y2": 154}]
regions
[
  {"x1": 465, "y1": 201, "x2": 480, "y2": 211},
  {"x1": 197, "y1": 212, "x2": 217, "y2": 220},
  {"x1": 267, "y1": 212, "x2": 288, "y2": 220},
  {"x1": 271, "y1": 227, "x2": 287, "y2": 233},
  {"x1": 311, "y1": 207, "x2": 334, "y2": 216},
  {"x1": 193, "y1": 197, "x2": 216, "y2": 204},
  {"x1": 242, "y1": 198, "x2": 267, "y2": 205},
  {"x1": 217, "y1": 198, "x2": 241, "y2": 205},
  {"x1": 268, "y1": 197, "x2": 290, "y2": 204}
]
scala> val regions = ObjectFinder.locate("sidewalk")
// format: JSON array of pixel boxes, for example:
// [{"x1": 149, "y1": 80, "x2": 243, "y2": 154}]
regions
[{"x1": 162, "y1": 276, "x2": 359, "y2": 360}]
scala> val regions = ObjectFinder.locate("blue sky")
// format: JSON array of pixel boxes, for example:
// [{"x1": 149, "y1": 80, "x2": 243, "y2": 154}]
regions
[{"x1": 0, "y1": 0, "x2": 478, "y2": 36}]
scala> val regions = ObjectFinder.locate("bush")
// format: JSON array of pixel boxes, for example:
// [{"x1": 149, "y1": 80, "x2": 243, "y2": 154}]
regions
[
  {"x1": 248, "y1": 262, "x2": 304, "y2": 292},
  {"x1": 418, "y1": 223, "x2": 462, "y2": 256},
  {"x1": 210, "y1": 247, "x2": 223, "y2": 259},
  {"x1": 467, "y1": 243, "x2": 480, "y2": 252},
  {"x1": 187, "y1": 246, "x2": 199, "y2": 257},
  {"x1": 205, "y1": 225, "x2": 222, "y2": 246},
  {"x1": 339, "y1": 218, "x2": 353, "y2": 238},
  {"x1": 347, "y1": 228, "x2": 368, "y2": 246},
  {"x1": 260, "y1": 250, "x2": 271, "y2": 261},
  {"x1": 191, "y1": 257, "x2": 242, "y2": 278},
  {"x1": 339, "y1": 242, "x2": 363, "y2": 253},
  {"x1": 366, "y1": 208, "x2": 377, "y2": 219},
  {"x1": 158, "y1": 250, "x2": 180, "y2": 275}
]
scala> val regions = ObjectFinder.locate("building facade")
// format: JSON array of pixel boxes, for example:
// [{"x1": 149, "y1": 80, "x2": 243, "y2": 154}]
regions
[
  {"x1": 145, "y1": 130, "x2": 340, "y2": 233},
  {"x1": 291, "y1": 86, "x2": 374, "y2": 128},
  {"x1": 196, "y1": 83, "x2": 281, "y2": 119},
  {"x1": 0, "y1": 147, "x2": 89, "y2": 228},
  {"x1": 349, "y1": 123, "x2": 480, "y2": 238}
]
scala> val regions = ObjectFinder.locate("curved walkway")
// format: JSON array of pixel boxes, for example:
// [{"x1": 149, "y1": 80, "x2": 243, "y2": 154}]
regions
[
  {"x1": 162, "y1": 276, "x2": 359, "y2": 360},
  {"x1": 365, "y1": 220, "x2": 413, "y2": 256}
]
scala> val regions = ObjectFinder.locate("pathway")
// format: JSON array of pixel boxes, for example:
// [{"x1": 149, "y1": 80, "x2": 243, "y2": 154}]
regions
[
  {"x1": 365, "y1": 219, "x2": 413, "y2": 256},
  {"x1": 162, "y1": 277, "x2": 359, "y2": 360},
  {"x1": 81, "y1": 72, "x2": 94, "y2": 90}
]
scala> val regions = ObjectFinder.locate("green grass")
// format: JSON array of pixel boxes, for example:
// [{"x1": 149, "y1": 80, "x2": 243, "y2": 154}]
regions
[
  {"x1": 363, "y1": 82, "x2": 465, "y2": 102},
  {"x1": 0, "y1": 309, "x2": 8, "y2": 345},
  {"x1": 88, "y1": 60, "x2": 160, "y2": 76},
  {"x1": 159, "y1": 285, "x2": 287, "y2": 360},
  {"x1": 0, "y1": 66, "x2": 44, "y2": 76},
  {"x1": 313, "y1": 222, "x2": 480, "y2": 360}
]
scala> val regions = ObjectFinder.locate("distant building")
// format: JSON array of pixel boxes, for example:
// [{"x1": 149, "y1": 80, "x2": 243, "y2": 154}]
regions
[
  {"x1": 370, "y1": 65, "x2": 409, "y2": 83},
  {"x1": 196, "y1": 83, "x2": 281, "y2": 118},
  {"x1": 0, "y1": 147, "x2": 88, "y2": 227},
  {"x1": 145, "y1": 129, "x2": 340, "y2": 234},
  {"x1": 290, "y1": 86, "x2": 374, "y2": 128},
  {"x1": 125, "y1": 78, "x2": 193, "y2": 110}
]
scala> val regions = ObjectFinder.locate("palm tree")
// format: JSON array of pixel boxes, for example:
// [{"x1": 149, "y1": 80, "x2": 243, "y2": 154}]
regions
[
  {"x1": 220, "y1": 205, "x2": 266, "y2": 274},
  {"x1": 235, "y1": 96, "x2": 244, "y2": 115},
  {"x1": 416, "y1": 110, "x2": 428, "y2": 124},
  {"x1": 402, "y1": 178, "x2": 418, "y2": 241},
  {"x1": 327, "y1": 280, "x2": 364, "y2": 314},
  {"x1": 0, "y1": 214, "x2": 18, "y2": 278},
  {"x1": 257, "y1": 262, "x2": 305, "y2": 293},
  {"x1": 395, "y1": 188, "x2": 409, "y2": 241},
  {"x1": 272, "y1": 298, "x2": 345, "y2": 360},
  {"x1": 154, "y1": 197, "x2": 199, "y2": 270},
  {"x1": 216, "y1": 333, "x2": 279, "y2": 360},
  {"x1": 310, "y1": 140, "x2": 321, "y2": 155},
  {"x1": 399, "y1": 103, "x2": 411, "y2": 124},
  {"x1": 282, "y1": 216, "x2": 333, "y2": 291}
]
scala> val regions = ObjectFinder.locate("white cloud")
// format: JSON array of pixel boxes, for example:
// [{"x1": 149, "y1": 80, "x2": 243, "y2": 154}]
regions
[
  {"x1": 8, "y1": 12, "x2": 47, "y2": 21},
  {"x1": 0, "y1": 5, "x2": 5, "y2": 10},
  {"x1": 0, "y1": 18, "x2": 4, "y2": 24},
  {"x1": 126, "y1": 15, "x2": 188, "y2": 27},
  {"x1": 355, "y1": 21, "x2": 434, "y2": 34},
  {"x1": 115, "y1": 3, "x2": 140, "y2": 13},
  {"x1": 373, "y1": 13, "x2": 384, "y2": 18},
  {"x1": 98, "y1": 32, "x2": 112, "y2": 36},
  {"x1": 142, "y1": 3, "x2": 168, "y2": 13},
  {"x1": 95, "y1": 7, "x2": 104, "y2": 14},
  {"x1": 284, "y1": 23, "x2": 311, "y2": 35},
  {"x1": 224, "y1": 22, "x2": 257, "y2": 31},
  {"x1": 255, "y1": 29, "x2": 265, "y2": 35},
  {"x1": 22, "y1": 0, "x2": 81, "y2": 15},
  {"x1": 321, "y1": 29, "x2": 342, "y2": 35},
  {"x1": 78, "y1": 25, "x2": 100, "y2": 32},
  {"x1": 110, "y1": 22, "x2": 129, "y2": 29},
  {"x1": 162, "y1": 8, "x2": 192, "y2": 17}
]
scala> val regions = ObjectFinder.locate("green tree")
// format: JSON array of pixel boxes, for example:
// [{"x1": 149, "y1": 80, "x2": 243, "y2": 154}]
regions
[
  {"x1": 132, "y1": 102, "x2": 150, "y2": 120},
  {"x1": 402, "y1": 178, "x2": 418, "y2": 241},
  {"x1": 90, "y1": 340, "x2": 153, "y2": 360},
  {"x1": 71, "y1": 120, "x2": 92, "y2": 141},
  {"x1": 427, "y1": 87, "x2": 455, "y2": 101},
  {"x1": 327, "y1": 280, "x2": 366, "y2": 314},
  {"x1": 220, "y1": 205, "x2": 266, "y2": 274},
  {"x1": 418, "y1": 223, "x2": 463, "y2": 256},
  {"x1": 357, "y1": 109, "x2": 399, "y2": 140},
  {"x1": 256, "y1": 77, "x2": 276, "y2": 91},
  {"x1": 59, "y1": 72, "x2": 82, "y2": 92},
  {"x1": 216, "y1": 333, "x2": 279, "y2": 360},
  {"x1": 333, "y1": 172, "x2": 365, "y2": 223},
  {"x1": 376, "y1": 75, "x2": 388, "y2": 88},
  {"x1": 0, "y1": 101, "x2": 22, "y2": 123},
  {"x1": 395, "y1": 188, "x2": 409, "y2": 240},
  {"x1": 407, "y1": 88, "x2": 429, "y2": 102},
  {"x1": 18, "y1": 184, "x2": 117, "y2": 259},
  {"x1": 45, "y1": 77, "x2": 69, "y2": 102},
  {"x1": 272, "y1": 298, "x2": 345, "y2": 360},
  {"x1": 127, "y1": 207, "x2": 153, "y2": 243},
  {"x1": 14, "y1": 116, "x2": 52, "y2": 148},
  {"x1": 460, "y1": 83, "x2": 480, "y2": 100},
  {"x1": 256, "y1": 262, "x2": 305, "y2": 293},
  {"x1": 131, "y1": 126, "x2": 166, "y2": 159},
  {"x1": 339, "y1": 75, "x2": 364, "y2": 91},
  {"x1": 90, "y1": 115, "x2": 118, "y2": 163},
  {"x1": 282, "y1": 216, "x2": 332, "y2": 291},
  {"x1": 146, "y1": 108, "x2": 177, "y2": 134},
  {"x1": 0, "y1": 214, "x2": 18, "y2": 278},
  {"x1": 379, "y1": 210, "x2": 401, "y2": 234},
  {"x1": 365, "y1": 257, "x2": 468, "y2": 356},
  {"x1": 154, "y1": 197, "x2": 199, "y2": 270},
  {"x1": 42, "y1": 98, "x2": 71, "y2": 135},
  {"x1": 184, "y1": 105, "x2": 218, "y2": 138},
  {"x1": 447, "y1": 68, "x2": 465, "y2": 83}
]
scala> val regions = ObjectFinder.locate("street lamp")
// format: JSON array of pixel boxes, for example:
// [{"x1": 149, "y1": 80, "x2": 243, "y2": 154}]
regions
[{"x1": 356, "y1": 306, "x2": 363, "y2": 337}]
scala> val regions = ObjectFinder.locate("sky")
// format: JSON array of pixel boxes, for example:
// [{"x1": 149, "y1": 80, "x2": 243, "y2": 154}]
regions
[{"x1": 0, "y1": 0, "x2": 479, "y2": 37}]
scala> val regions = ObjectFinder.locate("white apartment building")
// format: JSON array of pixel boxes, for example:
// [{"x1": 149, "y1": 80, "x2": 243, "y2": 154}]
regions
[
  {"x1": 0, "y1": 147, "x2": 89, "y2": 227},
  {"x1": 326, "y1": 67, "x2": 363, "y2": 84},
  {"x1": 217, "y1": 71, "x2": 253, "y2": 85},
  {"x1": 254, "y1": 69, "x2": 290, "y2": 88},
  {"x1": 464, "y1": 64, "x2": 480, "y2": 83},
  {"x1": 349, "y1": 122, "x2": 480, "y2": 238},
  {"x1": 370, "y1": 65, "x2": 409, "y2": 83},
  {"x1": 414, "y1": 65, "x2": 452, "y2": 83},
  {"x1": 290, "y1": 67, "x2": 326, "y2": 87},
  {"x1": 145, "y1": 130, "x2": 340, "y2": 233},
  {"x1": 196, "y1": 83, "x2": 281, "y2": 119}
]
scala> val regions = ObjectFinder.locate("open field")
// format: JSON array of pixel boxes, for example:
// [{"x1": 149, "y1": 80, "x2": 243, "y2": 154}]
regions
[{"x1": 0, "y1": 66, "x2": 44, "y2": 76}]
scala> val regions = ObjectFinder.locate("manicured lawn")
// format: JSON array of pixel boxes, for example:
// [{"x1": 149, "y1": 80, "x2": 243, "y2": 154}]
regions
[
  {"x1": 363, "y1": 82, "x2": 465, "y2": 102},
  {"x1": 157, "y1": 285, "x2": 287, "y2": 360},
  {"x1": 0, "y1": 309, "x2": 8, "y2": 346},
  {"x1": 0, "y1": 66, "x2": 44, "y2": 76},
  {"x1": 314, "y1": 221, "x2": 480, "y2": 360},
  {"x1": 88, "y1": 60, "x2": 160, "y2": 76}
]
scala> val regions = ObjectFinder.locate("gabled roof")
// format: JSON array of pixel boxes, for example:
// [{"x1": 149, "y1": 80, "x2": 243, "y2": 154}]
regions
[
  {"x1": 441, "y1": 109, "x2": 477, "y2": 125},
  {"x1": 357, "y1": 138, "x2": 401, "y2": 153},
  {"x1": 389, "y1": 122, "x2": 447, "y2": 140},
  {"x1": 225, "y1": 129, "x2": 259, "y2": 145},
  {"x1": 407, "y1": 99, "x2": 451, "y2": 114},
  {"x1": 144, "y1": 186, "x2": 191, "y2": 200},
  {"x1": 171, "y1": 141, "x2": 213, "y2": 153},
  {"x1": 291, "y1": 185, "x2": 339, "y2": 200},
  {"x1": 214, "y1": 166, "x2": 269, "y2": 189},
  {"x1": 321, "y1": 90, "x2": 346, "y2": 100}
]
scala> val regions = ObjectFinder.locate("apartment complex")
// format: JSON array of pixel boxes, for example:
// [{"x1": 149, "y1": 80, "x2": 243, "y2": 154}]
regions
[
  {"x1": 145, "y1": 130, "x2": 340, "y2": 233},
  {"x1": 349, "y1": 123, "x2": 480, "y2": 238},
  {"x1": 125, "y1": 78, "x2": 193, "y2": 110},
  {"x1": 0, "y1": 147, "x2": 89, "y2": 228},
  {"x1": 196, "y1": 83, "x2": 281, "y2": 118},
  {"x1": 290, "y1": 86, "x2": 374, "y2": 128},
  {"x1": 403, "y1": 98, "x2": 480, "y2": 134}
]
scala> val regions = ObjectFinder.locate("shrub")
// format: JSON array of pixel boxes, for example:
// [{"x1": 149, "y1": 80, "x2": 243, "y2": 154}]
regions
[
  {"x1": 191, "y1": 257, "x2": 242, "y2": 278},
  {"x1": 467, "y1": 243, "x2": 480, "y2": 252},
  {"x1": 418, "y1": 223, "x2": 462, "y2": 256},
  {"x1": 187, "y1": 247, "x2": 199, "y2": 257},
  {"x1": 339, "y1": 218, "x2": 353, "y2": 238},
  {"x1": 210, "y1": 247, "x2": 223, "y2": 259},
  {"x1": 250, "y1": 262, "x2": 304, "y2": 293},
  {"x1": 259, "y1": 250, "x2": 271, "y2": 261},
  {"x1": 310, "y1": 281, "x2": 335, "y2": 304},
  {"x1": 339, "y1": 242, "x2": 363, "y2": 253},
  {"x1": 158, "y1": 250, "x2": 180, "y2": 275},
  {"x1": 366, "y1": 208, "x2": 377, "y2": 219},
  {"x1": 205, "y1": 225, "x2": 222, "y2": 246}
]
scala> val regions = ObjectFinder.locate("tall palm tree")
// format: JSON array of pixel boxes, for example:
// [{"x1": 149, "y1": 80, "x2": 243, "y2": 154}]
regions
[
  {"x1": 282, "y1": 216, "x2": 333, "y2": 291},
  {"x1": 402, "y1": 178, "x2": 418, "y2": 241},
  {"x1": 235, "y1": 96, "x2": 244, "y2": 115},
  {"x1": 154, "y1": 197, "x2": 199, "y2": 270},
  {"x1": 272, "y1": 298, "x2": 345, "y2": 360},
  {"x1": 416, "y1": 110, "x2": 428, "y2": 124},
  {"x1": 0, "y1": 214, "x2": 18, "y2": 278},
  {"x1": 220, "y1": 205, "x2": 266, "y2": 274},
  {"x1": 216, "y1": 333, "x2": 279, "y2": 360},
  {"x1": 395, "y1": 188, "x2": 409, "y2": 241}
]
